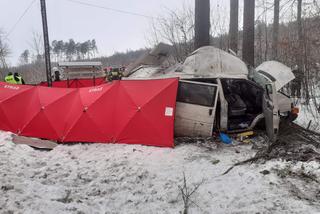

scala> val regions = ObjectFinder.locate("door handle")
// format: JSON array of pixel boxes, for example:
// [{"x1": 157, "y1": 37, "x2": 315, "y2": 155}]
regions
[{"x1": 209, "y1": 109, "x2": 213, "y2": 116}]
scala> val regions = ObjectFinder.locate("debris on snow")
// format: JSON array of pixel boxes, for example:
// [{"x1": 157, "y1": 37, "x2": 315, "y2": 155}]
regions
[{"x1": 1, "y1": 131, "x2": 320, "y2": 213}]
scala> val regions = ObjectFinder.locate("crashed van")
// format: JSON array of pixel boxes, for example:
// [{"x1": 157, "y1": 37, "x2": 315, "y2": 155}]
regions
[{"x1": 127, "y1": 45, "x2": 298, "y2": 141}]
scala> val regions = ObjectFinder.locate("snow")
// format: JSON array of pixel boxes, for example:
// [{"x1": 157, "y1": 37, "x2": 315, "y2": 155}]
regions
[
  {"x1": 295, "y1": 100, "x2": 320, "y2": 133},
  {"x1": 1, "y1": 131, "x2": 319, "y2": 213}
]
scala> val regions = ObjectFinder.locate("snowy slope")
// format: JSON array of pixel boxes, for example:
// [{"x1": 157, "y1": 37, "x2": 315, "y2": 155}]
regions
[
  {"x1": 295, "y1": 100, "x2": 320, "y2": 133},
  {"x1": 0, "y1": 131, "x2": 319, "y2": 214}
]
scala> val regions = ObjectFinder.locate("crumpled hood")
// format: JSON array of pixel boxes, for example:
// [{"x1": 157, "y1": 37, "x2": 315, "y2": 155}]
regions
[{"x1": 256, "y1": 61, "x2": 295, "y2": 91}]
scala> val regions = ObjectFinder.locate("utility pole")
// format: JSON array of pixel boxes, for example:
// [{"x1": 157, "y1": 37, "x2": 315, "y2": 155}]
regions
[
  {"x1": 195, "y1": 0, "x2": 210, "y2": 50},
  {"x1": 40, "y1": 0, "x2": 52, "y2": 87}
]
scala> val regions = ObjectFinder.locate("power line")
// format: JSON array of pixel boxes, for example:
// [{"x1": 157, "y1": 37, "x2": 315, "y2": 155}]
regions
[
  {"x1": 65, "y1": 0, "x2": 159, "y2": 20},
  {"x1": 5, "y1": 0, "x2": 37, "y2": 39}
]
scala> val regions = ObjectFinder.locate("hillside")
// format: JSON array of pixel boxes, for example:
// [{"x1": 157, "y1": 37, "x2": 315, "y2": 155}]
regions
[{"x1": 5, "y1": 49, "x2": 148, "y2": 84}]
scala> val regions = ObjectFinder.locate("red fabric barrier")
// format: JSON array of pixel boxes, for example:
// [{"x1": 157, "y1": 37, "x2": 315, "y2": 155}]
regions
[
  {"x1": 0, "y1": 78, "x2": 178, "y2": 147},
  {"x1": 39, "y1": 77, "x2": 107, "y2": 88}
]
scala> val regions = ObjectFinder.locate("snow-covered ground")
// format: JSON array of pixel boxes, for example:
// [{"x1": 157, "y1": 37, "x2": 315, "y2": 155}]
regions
[
  {"x1": 295, "y1": 100, "x2": 320, "y2": 133},
  {"x1": 1, "y1": 131, "x2": 319, "y2": 214}
]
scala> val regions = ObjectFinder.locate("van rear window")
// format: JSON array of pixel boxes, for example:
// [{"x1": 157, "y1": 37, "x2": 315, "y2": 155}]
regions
[{"x1": 177, "y1": 82, "x2": 217, "y2": 107}]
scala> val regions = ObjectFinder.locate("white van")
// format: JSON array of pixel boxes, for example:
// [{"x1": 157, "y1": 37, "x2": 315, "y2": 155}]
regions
[{"x1": 127, "y1": 46, "x2": 298, "y2": 141}]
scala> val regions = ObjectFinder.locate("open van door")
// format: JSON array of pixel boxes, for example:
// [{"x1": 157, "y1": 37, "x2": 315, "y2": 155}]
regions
[
  {"x1": 263, "y1": 82, "x2": 280, "y2": 142},
  {"x1": 252, "y1": 62, "x2": 294, "y2": 141},
  {"x1": 175, "y1": 80, "x2": 219, "y2": 137}
]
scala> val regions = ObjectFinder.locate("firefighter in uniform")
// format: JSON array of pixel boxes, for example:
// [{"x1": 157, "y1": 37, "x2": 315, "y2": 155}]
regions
[{"x1": 107, "y1": 68, "x2": 123, "y2": 81}]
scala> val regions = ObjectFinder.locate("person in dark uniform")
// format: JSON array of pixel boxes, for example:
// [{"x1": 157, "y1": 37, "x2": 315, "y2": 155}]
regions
[
  {"x1": 107, "y1": 68, "x2": 123, "y2": 81},
  {"x1": 54, "y1": 70, "x2": 61, "y2": 81},
  {"x1": 14, "y1": 72, "x2": 25, "y2": 84},
  {"x1": 291, "y1": 67, "x2": 303, "y2": 98}
]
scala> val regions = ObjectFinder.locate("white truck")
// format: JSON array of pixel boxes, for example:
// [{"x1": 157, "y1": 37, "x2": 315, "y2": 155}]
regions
[{"x1": 57, "y1": 61, "x2": 105, "y2": 80}]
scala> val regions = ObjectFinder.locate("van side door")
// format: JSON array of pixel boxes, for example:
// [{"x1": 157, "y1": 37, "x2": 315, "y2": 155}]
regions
[{"x1": 175, "y1": 80, "x2": 219, "y2": 137}]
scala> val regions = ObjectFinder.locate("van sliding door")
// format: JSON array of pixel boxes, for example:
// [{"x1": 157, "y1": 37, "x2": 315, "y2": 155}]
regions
[{"x1": 175, "y1": 80, "x2": 219, "y2": 137}]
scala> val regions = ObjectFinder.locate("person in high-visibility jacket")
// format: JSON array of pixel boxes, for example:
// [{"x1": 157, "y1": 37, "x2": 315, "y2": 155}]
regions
[
  {"x1": 4, "y1": 72, "x2": 24, "y2": 84},
  {"x1": 4, "y1": 72, "x2": 16, "y2": 84}
]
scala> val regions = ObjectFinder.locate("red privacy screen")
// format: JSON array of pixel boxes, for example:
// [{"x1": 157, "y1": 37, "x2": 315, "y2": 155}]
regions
[
  {"x1": 0, "y1": 78, "x2": 178, "y2": 147},
  {"x1": 38, "y1": 77, "x2": 107, "y2": 88}
]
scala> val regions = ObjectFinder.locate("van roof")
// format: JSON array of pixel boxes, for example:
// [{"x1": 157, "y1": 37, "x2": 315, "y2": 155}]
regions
[{"x1": 182, "y1": 46, "x2": 249, "y2": 79}]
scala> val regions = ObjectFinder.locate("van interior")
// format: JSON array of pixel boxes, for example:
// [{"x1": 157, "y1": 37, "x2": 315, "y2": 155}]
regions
[
  {"x1": 220, "y1": 79, "x2": 264, "y2": 130},
  {"x1": 186, "y1": 78, "x2": 264, "y2": 131}
]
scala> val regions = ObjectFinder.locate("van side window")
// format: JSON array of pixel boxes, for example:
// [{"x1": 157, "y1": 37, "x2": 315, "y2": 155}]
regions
[{"x1": 177, "y1": 82, "x2": 217, "y2": 107}]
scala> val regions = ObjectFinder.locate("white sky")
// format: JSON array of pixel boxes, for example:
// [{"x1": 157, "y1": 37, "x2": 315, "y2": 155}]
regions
[
  {"x1": 1, "y1": 0, "x2": 279, "y2": 66},
  {"x1": 0, "y1": 0, "x2": 194, "y2": 65},
  {"x1": 0, "y1": 0, "x2": 305, "y2": 66}
]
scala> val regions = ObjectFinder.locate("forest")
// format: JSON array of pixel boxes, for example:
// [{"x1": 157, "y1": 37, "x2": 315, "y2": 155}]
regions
[{"x1": 0, "y1": 0, "x2": 319, "y2": 99}]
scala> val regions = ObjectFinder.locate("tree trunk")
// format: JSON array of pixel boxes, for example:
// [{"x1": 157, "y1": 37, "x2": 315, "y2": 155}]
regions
[
  {"x1": 229, "y1": 0, "x2": 239, "y2": 53},
  {"x1": 257, "y1": 24, "x2": 263, "y2": 65},
  {"x1": 272, "y1": 0, "x2": 280, "y2": 59},
  {"x1": 297, "y1": 0, "x2": 303, "y2": 68},
  {"x1": 195, "y1": 0, "x2": 210, "y2": 50},
  {"x1": 242, "y1": 0, "x2": 255, "y2": 67},
  {"x1": 297, "y1": 0, "x2": 309, "y2": 102}
]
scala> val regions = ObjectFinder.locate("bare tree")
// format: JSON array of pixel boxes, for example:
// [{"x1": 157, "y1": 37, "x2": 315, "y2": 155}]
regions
[
  {"x1": 229, "y1": 0, "x2": 239, "y2": 53},
  {"x1": 242, "y1": 0, "x2": 255, "y2": 67},
  {"x1": 272, "y1": 0, "x2": 280, "y2": 59},
  {"x1": 29, "y1": 31, "x2": 44, "y2": 62},
  {"x1": 19, "y1": 49, "x2": 30, "y2": 65},
  {"x1": 147, "y1": 1, "x2": 232, "y2": 62},
  {"x1": 256, "y1": 21, "x2": 265, "y2": 65},
  {"x1": 296, "y1": 0, "x2": 308, "y2": 100},
  {"x1": 0, "y1": 30, "x2": 10, "y2": 71},
  {"x1": 297, "y1": 0, "x2": 303, "y2": 68},
  {"x1": 297, "y1": 0, "x2": 311, "y2": 103},
  {"x1": 195, "y1": 0, "x2": 210, "y2": 49},
  {"x1": 148, "y1": 4, "x2": 195, "y2": 62}
]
